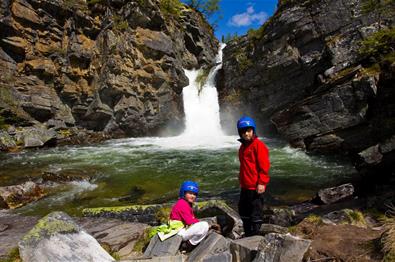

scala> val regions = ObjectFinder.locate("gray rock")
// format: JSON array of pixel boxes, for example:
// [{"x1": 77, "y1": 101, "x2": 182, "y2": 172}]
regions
[
  {"x1": 196, "y1": 200, "x2": 244, "y2": 239},
  {"x1": 144, "y1": 234, "x2": 182, "y2": 258},
  {"x1": 18, "y1": 211, "x2": 115, "y2": 262},
  {"x1": 77, "y1": 217, "x2": 150, "y2": 260},
  {"x1": 358, "y1": 145, "x2": 383, "y2": 165},
  {"x1": 16, "y1": 126, "x2": 57, "y2": 148},
  {"x1": 125, "y1": 254, "x2": 186, "y2": 262},
  {"x1": 202, "y1": 251, "x2": 232, "y2": 262},
  {"x1": 187, "y1": 232, "x2": 230, "y2": 262},
  {"x1": 263, "y1": 208, "x2": 295, "y2": 227},
  {"x1": 316, "y1": 183, "x2": 354, "y2": 204},
  {"x1": 253, "y1": 233, "x2": 311, "y2": 262},
  {"x1": 260, "y1": 224, "x2": 289, "y2": 235},
  {"x1": 230, "y1": 236, "x2": 265, "y2": 262}
]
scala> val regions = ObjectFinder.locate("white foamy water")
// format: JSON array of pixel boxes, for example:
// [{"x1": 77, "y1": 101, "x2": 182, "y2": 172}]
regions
[{"x1": 182, "y1": 43, "x2": 226, "y2": 138}]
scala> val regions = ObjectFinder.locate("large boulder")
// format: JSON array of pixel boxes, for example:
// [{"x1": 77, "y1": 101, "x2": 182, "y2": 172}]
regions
[
  {"x1": 253, "y1": 233, "x2": 311, "y2": 262},
  {"x1": 18, "y1": 211, "x2": 115, "y2": 262},
  {"x1": 0, "y1": 181, "x2": 46, "y2": 209}
]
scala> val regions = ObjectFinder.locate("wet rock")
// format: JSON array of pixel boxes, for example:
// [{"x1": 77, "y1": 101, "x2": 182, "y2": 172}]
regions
[
  {"x1": 0, "y1": 181, "x2": 46, "y2": 209},
  {"x1": 230, "y1": 235, "x2": 265, "y2": 261},
  {"x1": 195, "y1": 200, "x2": 244, "y2": 239},
  {"x1": 42, "y1": 171, "x2": 90, "y2": 183},
  {"x1": 186, "y1": 232, "x2": 230, "y2": 262},
  {"x1": 253, "y1": 233, "x2": 311, "y2": 262},
  {"x1": 143, "y1": 234, "x2": 182, "y2": 258},
  {"x1": 18, "y1": 211, "x2": 115, "y2": 262},
  {"x1": 0, "y1": 131, "x2": 16, "y2": 151},
  {"x1": 315, "y1": 183, "x2": 354, "y2": 204}
]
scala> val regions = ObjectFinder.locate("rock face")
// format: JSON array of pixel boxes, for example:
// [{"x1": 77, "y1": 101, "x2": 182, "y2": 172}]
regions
[
  {"x1": 218, "y1": 0, "x2": 394, "y2": 178},
  {"x1": 0, "y1": 0, "x2": 218, "y2": 138},
  {"x1": 18, "y1": 211, "x2": 115, "y2": 262}
]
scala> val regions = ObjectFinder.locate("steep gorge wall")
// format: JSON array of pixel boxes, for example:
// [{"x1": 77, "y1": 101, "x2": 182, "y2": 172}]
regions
[
  {"x1": 218, "y1": 0, "x2": 394, "y2": 178},
  {"x1": 0, "y1": 0, "x2": 218, "y2": 138}
]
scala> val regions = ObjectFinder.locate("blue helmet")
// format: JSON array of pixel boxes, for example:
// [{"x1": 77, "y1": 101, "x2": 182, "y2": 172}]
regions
[
  {"x1": 179, "y1": 181, "x2": 199, "y2": 198},
  {"x1": 237, "y1": 116, "x2": 256, "y2": 134}
]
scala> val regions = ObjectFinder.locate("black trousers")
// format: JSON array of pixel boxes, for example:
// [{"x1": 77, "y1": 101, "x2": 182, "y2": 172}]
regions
[{"x1": 238, "y1": 188, "x2": 264, "y2": 236}]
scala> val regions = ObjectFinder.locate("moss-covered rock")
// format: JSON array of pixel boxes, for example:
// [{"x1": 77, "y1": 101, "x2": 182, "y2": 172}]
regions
[
  {"x1": 82, "y1": 204, "x2": 169, "y2": 225},
  {"x1": 21, "y1": 212, "x2": 80, "y2": 245},
  {"x1": 18, "y1": 211, "x2": 115, "y2": 262}
]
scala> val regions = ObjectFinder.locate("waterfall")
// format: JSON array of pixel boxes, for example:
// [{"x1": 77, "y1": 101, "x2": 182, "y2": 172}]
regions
[{"x1": 182, "y1": 43, "x2": 226, "y2": 137}]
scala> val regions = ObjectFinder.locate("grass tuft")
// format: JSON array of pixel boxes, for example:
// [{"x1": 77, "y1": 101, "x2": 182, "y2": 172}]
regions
[{"x1": 381, "y1": 205, "x2": 395, "y2": 261}]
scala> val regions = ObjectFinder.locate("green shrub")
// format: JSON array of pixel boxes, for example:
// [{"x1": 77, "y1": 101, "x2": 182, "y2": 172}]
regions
[
  {"x1": 234, "y1": 49, "x2": 253, "y2": 72},
  {"x1": 381, "y1": 206, "x2": 395, "y2": 261},
  {"x1": 0, "y1": 247, "x2": 21, "y2": 262},
  {"x1": 359, "y1": 27, "x2": 395, "y2": 58},
  {"x1": 195, "y1": 67, "x2": 211, "y2": 93},
  {"x1": 160, "y1": 0, "x2": 183, "y2": 19},
  {"x1": 113, "y1": 15, "x2": 129, "y2": 31}
]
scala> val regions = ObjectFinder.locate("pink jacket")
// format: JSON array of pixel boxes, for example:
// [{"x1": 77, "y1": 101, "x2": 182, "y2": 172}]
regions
[{"x1": 169, "y1": 198, "x2": 199, "y2": 225}]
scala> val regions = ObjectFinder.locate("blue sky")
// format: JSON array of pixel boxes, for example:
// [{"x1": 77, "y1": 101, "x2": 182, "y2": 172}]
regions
[{"x1": 182, "y1": 0, "x2": 279, "y2": 40}]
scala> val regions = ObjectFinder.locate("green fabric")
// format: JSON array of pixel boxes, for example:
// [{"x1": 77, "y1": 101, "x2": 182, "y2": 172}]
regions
[{"x1": 148, "y1": 220, "x2": 184, "y2": 239}]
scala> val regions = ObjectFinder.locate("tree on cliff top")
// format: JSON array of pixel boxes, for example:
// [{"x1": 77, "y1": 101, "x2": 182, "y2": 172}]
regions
[{"x1": 184, "y1": 0, "x2": 221, "y2": 18}]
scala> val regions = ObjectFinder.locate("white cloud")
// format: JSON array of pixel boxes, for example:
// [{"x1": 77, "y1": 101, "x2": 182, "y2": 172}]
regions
[{"x1": 228, "y1": 6, "x2": 268, "y2": 27}]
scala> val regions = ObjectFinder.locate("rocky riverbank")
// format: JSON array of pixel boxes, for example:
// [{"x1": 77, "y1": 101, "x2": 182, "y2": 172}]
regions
[
  {"x1": 0, "y1": 187, "x2": 393, "y2": 261},
  {"x1": 1, "y1": 180, "x2": 394, "y2": 261},
  {"x1": 0, "y1": 0, "x2": 219, "y2": 151}
]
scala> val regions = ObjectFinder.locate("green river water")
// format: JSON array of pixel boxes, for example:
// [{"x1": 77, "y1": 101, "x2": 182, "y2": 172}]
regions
[{"x1": 0, "y1": 135, "x2": 357, "y2": 216}]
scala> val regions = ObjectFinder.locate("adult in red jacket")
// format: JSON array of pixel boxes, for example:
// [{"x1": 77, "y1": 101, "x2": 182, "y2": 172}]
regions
[{"x1": 237, "y1": 116, "x2": 270, "y2": 236}]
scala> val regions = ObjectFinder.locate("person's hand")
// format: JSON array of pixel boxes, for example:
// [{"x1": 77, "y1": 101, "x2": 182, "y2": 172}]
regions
[
  {"x1": 256, "y1": 184, "x2": 266, "y2": 194},
  {"x1": 210, "y1": 223, "x2": 221, "y2": 233}
]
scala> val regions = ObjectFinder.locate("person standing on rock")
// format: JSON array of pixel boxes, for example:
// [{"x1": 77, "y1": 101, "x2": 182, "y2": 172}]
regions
[
  {"x1": 237, "y1": 116, "x2": 270, "y2": 236},
  {"x1": 170, "y1": 181, "x2": 209, "y2": 251}
]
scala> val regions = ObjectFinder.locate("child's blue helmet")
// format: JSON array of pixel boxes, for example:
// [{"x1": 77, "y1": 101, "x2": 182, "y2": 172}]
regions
[
  {"x1": 237, "y1": 116, "x2": 256, "y2": 134},
  {"x1": 179, "y1": 181, "x2": 199, "y2": 198}
]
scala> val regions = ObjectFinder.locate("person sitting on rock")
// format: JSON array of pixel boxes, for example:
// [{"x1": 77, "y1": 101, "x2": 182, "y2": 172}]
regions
[
  {"x1": 170, "y1": 181, "x2": 209, "y2": 251},
  {"x1": 237, "y1": 116, "x2": 271, "y2": 236}
]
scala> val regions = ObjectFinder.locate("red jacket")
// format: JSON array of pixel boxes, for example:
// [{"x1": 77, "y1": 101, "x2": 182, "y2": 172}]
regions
[
  {"x1": 239, "y1": 136, "x2": 270, "y2": 190},
  {"x1": 169, "y1": 198, "x2": 199, "y2": 225}
]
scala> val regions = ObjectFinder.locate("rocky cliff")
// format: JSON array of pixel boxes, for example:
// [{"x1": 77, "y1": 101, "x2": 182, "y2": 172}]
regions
[
  {"x1": 0, "y1": 0, "x2": 218, "y2": 140},
  {"x1": 218, "y1": 0, "x2": 394, "y2": 177}
]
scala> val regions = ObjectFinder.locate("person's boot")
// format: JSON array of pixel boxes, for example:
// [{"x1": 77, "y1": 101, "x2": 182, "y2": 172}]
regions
[
  {"x1": 251, "y1": 222, "x2": 262, "y2": 236},
  {"x1": 242, "y1": 219, "x2": 253, "y2": 237}
]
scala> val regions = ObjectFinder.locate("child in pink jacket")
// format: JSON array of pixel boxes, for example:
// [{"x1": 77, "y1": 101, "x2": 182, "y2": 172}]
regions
[{"x1": 170, "y1": 181, "x2": 209, "y2": 247}]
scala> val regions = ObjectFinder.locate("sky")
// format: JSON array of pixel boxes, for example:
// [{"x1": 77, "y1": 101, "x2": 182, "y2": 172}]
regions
[{"x1": 182, "y1": 0, "x2": 279, "y2": 41}]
